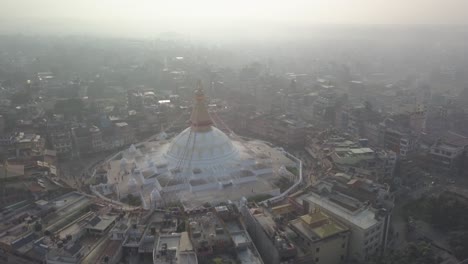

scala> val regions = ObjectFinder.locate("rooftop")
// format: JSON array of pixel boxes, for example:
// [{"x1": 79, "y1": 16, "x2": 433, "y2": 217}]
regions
[
  {"x1": 290, "y1": 211, "x2": 348, "y2": 241},
  {"x1": 300, "y1": 192, "x2": 379, "y2": 230},
  {"x1": 86, "y1": 215, "x2": 117, "y2": 231}
]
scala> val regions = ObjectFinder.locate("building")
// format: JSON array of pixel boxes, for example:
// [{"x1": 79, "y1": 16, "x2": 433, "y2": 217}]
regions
[
  {"x1": 289, "y1": 211, "x2": 350, "y2": 264},
  {"x1": 71, "y1": 125, "x2": 103, "y2": 156},
  {"x1": 305, "y1": 133, "x2": 396, "y2": 180},
  {"x1": 153, "y1": 232, "x2": 198, "y2": 264},
  {"x1": 127, "y1": 89, "x2": 144, "y2": 111},
  {"x1": 330, "y1": 147, "x2": 396, "y2": 180},
  {"x1": 47, "y1": 121, "x2": 73, "y2": 158},
  {"x1": 427, "y1": 131, "x2": 468, "y2": 174},
  {"x1": 89, "y1": 125, "x2": 104, "y2": 152},
  {"x1": 113, "y1": 122, "x2": 135, "y2": 148},
  {"x1": 186, "y1": 204, "x2": 262, "y2": 264},
  {"x1": 85, "y1": 215, "x2": 118, "y2": 236},
  {"x1": 293, "y1": 175, "x2": 393, "y2": 262},
  {"x1": 269, "y1": 116, "x2": 311, "y2": 147},
  {"x1": 10, "y1": 132, "x2": 45, "y2": 160},
  {"x1": 382, "y1": 116, "x2": 418, "y2": 158},
  {"x1": 245, "y1": 113, "x2": 311, "y2": 148},
  {"x1": 240, "y1": 205, "x2": 299, "y2": 264}
]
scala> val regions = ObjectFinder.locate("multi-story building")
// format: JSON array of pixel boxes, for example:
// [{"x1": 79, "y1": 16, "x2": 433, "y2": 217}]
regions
[
  {"x1": 313, "y1": 93, "x2": 338, "y2": 126},
  {"x1": 305, "y1": 133, "x2": 396, "y2": 180},
  {"x1": 127, "y1": 89, "x2": 144, "y2": 111},
  {"x1": 330, "y1": 147, "x2": 396, "y2": 180},
  {"x1": 10, "y1": 132, "x2": 45, "y2": 160},
  {"x1": 90, "y1": 126, "x2": 104, "y2": 152},
  {"x1": 186, "y1": 204, "x2": 263, "y2": 264},
  {"x1": 113, "y1": 122, "x2": 135, "y2": 148},
  {"x1": 269, "y1": 116, "x2": 310, "y2": 147},
  {"x1": 241, "y1": 205, "x2": 299, "y2": 264},
  {"x1": 293, "y1": 174, "x2": 393, "y2": 262},
  {"x1": 427, "y1": 131, "x2": 468, "y2": 174},
  {"x1": 47, "y1": 121, "x2": 73, "y2": 158},
  {"x1": 71, "y1": 125, "x2": 103, "y2": 156},
  {"x1": 244, "y1": 113, "x2": 311, "y2": 148},
  {"x1": 289, "y1": 211, "x2": 350, "y2": 264}
]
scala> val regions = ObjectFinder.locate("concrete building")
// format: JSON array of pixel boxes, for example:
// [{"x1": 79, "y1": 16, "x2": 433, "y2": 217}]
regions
[
  {"x1": 240, "y1": 205, "x2": 298, "y2": 264},
  {"x1": 187, "y1": 204, "x2": 263, "y2": 264},
  {"x1": 382, "y1": 116, "x2": 418, "y2": 159},
  {"x1": 269, "y1": 116, "x2": 311, "y2": 147},
  {"x1": 47, "y1": 121, "x2": 73, "y2": 158},
  {"x1": 10, "y1": 132, "x2": 45, "y2": 160},
  {"x1": 113, "y1": 122, "x2": 135, "y2": 148},
  {"x1": 293, "y1": 174, "x2": 393, "y2": 262},
  {"x1": 330, "y1": 147, "x2": 396, "y2": 180},
  {"x1": 427, "y1": 131, "x2": 468, "y2": 174},
  {"x1": 127, "y1": 89, "x2": 144, "y2": 111},
  {"x1": 245, "y1": 113, "x2": 311, "y2": 148},
  {"x1": 305, "y1": 133, "x2": 396, "y2": 180},
  {"x1": 71, "y1": 125, "x2": 103, "y2": 156},
  {"x1": 153, "y1": 232, "x2": 198, "y2": 264},
  {"x1": 289, "y1": 211, "x2": 350, "y2": 264},
  {"x1": 85, "y1": 215, "x2": 117, "y2": 236}
]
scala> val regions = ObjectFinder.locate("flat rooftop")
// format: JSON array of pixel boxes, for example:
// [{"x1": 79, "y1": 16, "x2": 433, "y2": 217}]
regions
[
  {"x1": 302, "y1": 193, "x2": 378, "y2": 230},
  {"x1": 290, "y1": 212, "x2": 348, "y2": 240}
]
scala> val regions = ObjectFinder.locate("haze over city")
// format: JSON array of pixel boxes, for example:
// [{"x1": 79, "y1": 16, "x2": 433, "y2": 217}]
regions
[
  {"x1": 1, "y1": 1, "x2": 468, "y2": 264},
  {"x1": 2, "y1": 0, "x2": 468, "y2": 38}
]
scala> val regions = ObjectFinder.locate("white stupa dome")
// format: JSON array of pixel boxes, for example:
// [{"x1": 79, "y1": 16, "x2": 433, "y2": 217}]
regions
[
  {"x1": 164, "y1": 82, "x2": 239, "y2": 170},
  {"x1": 165, "y1": 126, "x2": 239, "y2": 168}
]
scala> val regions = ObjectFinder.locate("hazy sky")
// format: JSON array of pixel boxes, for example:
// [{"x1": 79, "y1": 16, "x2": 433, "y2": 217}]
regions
[{"x1": 1, "y1": 0, "x2": 467, "y2": 36}]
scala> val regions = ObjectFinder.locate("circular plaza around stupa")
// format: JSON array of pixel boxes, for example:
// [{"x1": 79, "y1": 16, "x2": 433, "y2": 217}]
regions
[{"x1": 92, "y1": 82, "x2": 299, "y2": 209}]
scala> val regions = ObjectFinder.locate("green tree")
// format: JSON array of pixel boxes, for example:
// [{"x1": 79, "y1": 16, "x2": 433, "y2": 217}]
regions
[
  {"x1": 10, "y1": 91, "x2": 31, "y2": 105},
  {"x1": 449, "y1": 232, "x2": 468, "y2": 260},
  {"x1": 369, "y1": 242, "x2": 437, "y2": 264},
  {"x1": 54, "y1": 98, "x2": 84, "y2": 119}
]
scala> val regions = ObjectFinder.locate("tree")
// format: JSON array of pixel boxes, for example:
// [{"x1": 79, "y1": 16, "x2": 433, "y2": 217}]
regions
[
  {"x1": 34, "y1": 222, "x2": 42, "y2": 232},
  {"x1": 54, "y1": 98, "x2": 84, "y2": 119},
  {"x1": 449, "y1": 232, "x2": 468, "y2": 260},
  {"x1": 368, "y1": 242, "x2": 437, "y2": 264},
  {"x1": 10, "y1": 91, "x2": 31, "y2": 105}
]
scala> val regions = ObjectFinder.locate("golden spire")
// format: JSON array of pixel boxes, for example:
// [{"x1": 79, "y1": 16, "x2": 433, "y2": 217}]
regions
[{"x1": 190, "y1": 80, "x2": 213, "y2": 132}]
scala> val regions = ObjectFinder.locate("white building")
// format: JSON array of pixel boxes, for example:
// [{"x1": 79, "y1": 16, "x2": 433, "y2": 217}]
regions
[{"x1": 294, "y1": 177, "x2": 392, "y2": 262}]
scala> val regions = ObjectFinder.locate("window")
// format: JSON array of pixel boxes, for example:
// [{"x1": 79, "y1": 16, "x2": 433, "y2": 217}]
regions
[
  {"x1": 341, "y1": 255, "x2": 344, "y2": 261},
  {"x1": 315, "y1": 258, "x2": 319, "y2": 262},
  {"x1": 316, "y1": 247, "x2": 320, "y2": 252},
  {"x1": 342, "y1": 243, "x2": 346, "y2": 248}
]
